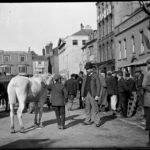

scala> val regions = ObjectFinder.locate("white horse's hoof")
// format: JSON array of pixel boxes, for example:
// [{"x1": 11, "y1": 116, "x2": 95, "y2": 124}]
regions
[
  {"x1": 36, "y1": 123, "x2": 44, "y2": 129},
  {"x1": 20, "y1": 127, "x2": 25, "y2": 133},
  {"x1": 10, "y1": 128, "x2": 15, "y2": 134},
  {"x1": 34, "y1": 123, "x2": 39, "y2": 128}
]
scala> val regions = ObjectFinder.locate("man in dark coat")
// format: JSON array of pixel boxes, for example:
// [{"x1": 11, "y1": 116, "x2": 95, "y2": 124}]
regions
[
  {"x1": 106, "y1": 71, "x2": 118, "y2": 115},
  {"x1": 134, "y1": 68, "x2": 144, "y2": 119},
  {"x1": 117, "y1": 70, "x2": 129, "y2": 118},
  {"x1": 125, "y1": 72, "x2": 136, "y2": 117},
  {"x1": 106, "y1": 71, "x2": 113, "y2": 111},
  {"x1": 49, "y1": 74, "x2": 68, "y2": 129},
  {"x1": 78, "y1": 71, "x2": 84, "y2": 109},
  {"x1": 64, "y1": 74, "x2": 78, "y2": 111},
  {"x1": 142, "y1": 59, "x2": 150, "y2": 145},
  {"x1": 81, "y1": 62, "x2": 101, "y2": 127}
]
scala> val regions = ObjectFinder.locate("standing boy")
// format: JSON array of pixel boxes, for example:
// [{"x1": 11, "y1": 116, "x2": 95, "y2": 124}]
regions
[{"x1": 49, "y1": 74, "x2": 68, "y2": 129}]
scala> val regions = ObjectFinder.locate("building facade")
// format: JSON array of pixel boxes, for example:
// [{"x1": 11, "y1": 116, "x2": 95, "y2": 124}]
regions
[
  {"x1": 115, "y1": 6, "x2": 150, "y2": 76},
  {"x1": 43, "y1": 42, "x2": 53, "y2": 74},
  {"x1": 0, "y1": 50, "x2": 33, "y2": 76},
  {"x1": 32, "y1": 55, "x2": 48, "y2": 74},
  {"x1": 58, "y1": 25, "x2": 93, "y2": 79},
  {"x1": 51, "y1": 47, "x2": 59, "y2": 74},
  {"x1": 81, "y1": 30, "x2": 98, "y2": 72},
  {"x1": 96, "y1": 1, "x2": 140, "y2": 73},
  {"x1": 96, "y1": 2, "x2": 115, "y2": 73}
]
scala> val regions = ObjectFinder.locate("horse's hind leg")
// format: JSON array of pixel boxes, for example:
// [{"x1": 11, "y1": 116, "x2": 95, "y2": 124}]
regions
[
  {"x1": 17, "y1": 101, "x2": 25, "y2": 133},
  {"x1": 34, "y1": 102, "x2": 39, "y2": 127},
  {"x1": 10, "y1": 104, "x2": 15, "y2": 133}
]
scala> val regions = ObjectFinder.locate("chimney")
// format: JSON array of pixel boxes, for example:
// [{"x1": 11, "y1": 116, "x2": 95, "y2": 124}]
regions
[
  {"x1": 28, "y1": 47, "x2": 31, "y2": 52},
  {"x1": 80, "y1": 23, "x2": 84, "y2": 30},
  {"x1": 42, "y1": 48, "x2": 45, "y2": 56}
]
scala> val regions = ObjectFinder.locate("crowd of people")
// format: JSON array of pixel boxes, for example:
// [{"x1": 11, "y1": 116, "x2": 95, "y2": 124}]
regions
[
  {"x1": 49, "y1": 60, "x2": 150, "y2": 144},
  {"x1": 0, "y1": 61, "x2": 150, "y2": 143}
]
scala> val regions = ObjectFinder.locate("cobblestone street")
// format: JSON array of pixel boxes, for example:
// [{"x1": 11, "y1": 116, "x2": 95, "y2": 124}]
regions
[{"x1": 0, "y1": 99, "x2": 149, "y2": 149}]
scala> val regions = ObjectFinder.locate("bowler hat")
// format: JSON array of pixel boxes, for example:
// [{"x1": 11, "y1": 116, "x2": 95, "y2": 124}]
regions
[
  {"x1": 84, "y1": 62, "x2": 93, "y2": 70},
  {"x1": 146, "y1": 58, "x2": 150, "y2": 64}
]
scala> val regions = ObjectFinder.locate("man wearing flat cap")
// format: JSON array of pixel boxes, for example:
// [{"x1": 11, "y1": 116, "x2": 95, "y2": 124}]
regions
[
  {"x1": 142, "y1": 58, "x2": 150, "y2": 144},
  {"x1": 117, "y1": 70, "x2": 129, "y2": 117},
  {"x1": 49, "y1": 74, "x2": 68, "y2": 129},
  {"x1": 81, "y1": 62, "x2": 101, "y2": 127}
]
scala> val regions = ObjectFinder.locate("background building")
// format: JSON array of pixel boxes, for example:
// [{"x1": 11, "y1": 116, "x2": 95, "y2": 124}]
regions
[
  {"x1": 32, "y1": 55, "x2": 48, "y2": 74},
  {"x1": 58, "y1": 24, "x2": 93, "y2": 79},
  {"x1": 115, "y1": 4, "x2": 150, "y2": 76},
  {"x1": 96, "y1": 2, "x2": 140, "y2": 73},
  {"x1": 96, "y1": 2, "x2": 115, "y2": 73},
  {"x1": 51, "y1": 47, "x2": 59, "y2": 74},
  {"x1": 43, "y1": 42, "x2": 53, "y2": 74},
  {"x1": 0, "y1": 50, "x2": 32, "y2": 76},
  {"x1": 81, "y1": 30, "x2": 97, "y2": 72}
]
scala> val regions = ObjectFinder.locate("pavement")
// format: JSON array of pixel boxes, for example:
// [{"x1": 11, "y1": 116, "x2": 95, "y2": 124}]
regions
[{"x1": 0, "y1": 98, "x2": 149, "y2": 149}]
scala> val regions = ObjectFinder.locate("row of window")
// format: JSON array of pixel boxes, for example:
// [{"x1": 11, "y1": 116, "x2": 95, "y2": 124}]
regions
[
  {"x1": 72, "y1": 40, "x2": 86, "y2": 46},
  {"x1": 99, "y1": 40, "x2": 113, "y2": 62},
  {"x1": 1, "y1": 66, "x2": 27, "y2": 74},
  {"x1": 0, "y1": 55, "x2": 26, "y2": 63},
  {"x1": 98, "y1": 15, "x2": 114, "y2": 39},
  {"x1": 118, "y1": 29, "x2": 150, "y2": 60}
]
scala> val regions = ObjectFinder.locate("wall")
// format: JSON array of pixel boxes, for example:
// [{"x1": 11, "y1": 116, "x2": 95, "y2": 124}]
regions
[{"x1": 59, "y1": 35, "x2": 89, "y2": 78}]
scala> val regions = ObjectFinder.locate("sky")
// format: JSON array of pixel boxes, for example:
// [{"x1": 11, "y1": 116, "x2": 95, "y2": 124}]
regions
[{"x1": 0, "y1": 2, "x2": 97, "y2": 55}]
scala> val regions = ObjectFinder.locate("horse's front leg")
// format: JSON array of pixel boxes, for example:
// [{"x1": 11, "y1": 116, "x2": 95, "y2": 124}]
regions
[
  {"x1": 10, "y1": 104, "x2": 15, "y2": 133},
  {"x1": 17, "y1": 101, "x2": 25, "y2": 133},
  {"x1": 34, "y1": 102, "x2": 39, "y2": 127},
  {"x1": 38, "y1": 103, "x2": 44, "y2": 128}
]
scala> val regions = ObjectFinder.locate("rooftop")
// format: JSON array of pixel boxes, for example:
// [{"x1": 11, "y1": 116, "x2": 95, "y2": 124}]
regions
[
  {"x1": 72, "y1": 29, "x2": 93, "y2": 36},
  {"x1": 32, "y1": 55, "x2": 48, "y2": 61}
]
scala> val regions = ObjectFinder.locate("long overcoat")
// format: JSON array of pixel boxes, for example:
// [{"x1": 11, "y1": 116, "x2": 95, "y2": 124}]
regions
[
  {"x1": 142, "y1": 71, "x2": 150, "y2": 107},
  {"x1": 81, "y1": 72, "x2": 100, "y2": 98},
  {"x1": 49, "y1": 82, "x2": 68, "y2": 106}
]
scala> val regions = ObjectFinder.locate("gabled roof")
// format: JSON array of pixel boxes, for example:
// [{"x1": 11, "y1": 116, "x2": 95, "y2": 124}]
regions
[
  {"x1": 72, "y1": 29, "x2": 93, "y2": 36},
  {"x1": 31, "y1": 51, "x2": 38, "y2": 56},
  {"x1": 32, "y1": 55, "x2": 48, "y2": 61}
]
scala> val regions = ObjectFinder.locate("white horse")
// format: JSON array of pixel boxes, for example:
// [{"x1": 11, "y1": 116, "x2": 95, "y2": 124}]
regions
[{"x1": 7, "y1": 73, "x2": 54, "y2": 133}]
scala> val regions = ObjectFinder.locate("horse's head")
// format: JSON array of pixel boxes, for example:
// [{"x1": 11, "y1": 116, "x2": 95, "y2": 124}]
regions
[{"x1": 43, "y1": 73, "x2": 55, "y2": 87}]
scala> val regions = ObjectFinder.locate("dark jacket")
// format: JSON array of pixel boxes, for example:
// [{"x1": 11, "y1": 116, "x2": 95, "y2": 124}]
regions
[
  {"x1": 135, "y1": 73, "x2": 144, "y2": 92},
  {"x1": 64, "y1": 78, "x2": 78, "y2": 96},
  {"x1": 125, "y1": 78, "x2": 136, "y2": 93},
  {"x1": 77, "y1": 77, "x2": 83, "y2": 91},
  {"x1": 106, "y1": 75, "x2": 118, "y2": 95},
  {"x1": 81, "y1": 72, "x2": 100, "y2": 98},
  {"x1": 49, "y1": 82, "x2": 67, "y2": 106},
  {"x1": 142, "y1": 71, "x2": 150, "y2": 107},
  {"x1": 118, "y1": 77, "x2": 129, "y2": 93}
]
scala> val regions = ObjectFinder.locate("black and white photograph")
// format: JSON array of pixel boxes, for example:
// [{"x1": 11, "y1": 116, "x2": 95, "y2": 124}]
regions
[{"x1": 0, "y1": 1, "x2": 150, "y2": 149}]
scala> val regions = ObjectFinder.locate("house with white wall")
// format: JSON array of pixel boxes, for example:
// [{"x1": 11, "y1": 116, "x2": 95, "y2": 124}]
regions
[{"x1": 58, "y1": 25, "x2": 93, "y2": 79}]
